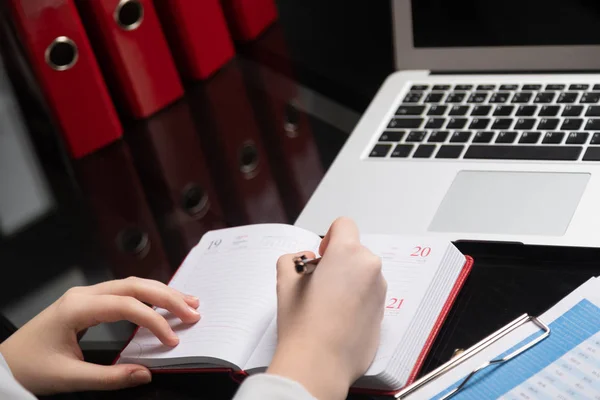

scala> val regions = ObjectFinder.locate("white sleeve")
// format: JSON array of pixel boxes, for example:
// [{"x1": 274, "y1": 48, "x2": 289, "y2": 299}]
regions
[
  {"x1": 0, "y1": 353, "x2": 36, "y2": 400},
  {"x1": 233, "y1": 374, "x2": 317, "y2": 400}
]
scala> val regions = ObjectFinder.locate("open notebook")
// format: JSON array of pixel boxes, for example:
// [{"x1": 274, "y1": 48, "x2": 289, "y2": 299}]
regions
[{"x1": 117, "y1": 224, "x2": 473, "y2": 394}]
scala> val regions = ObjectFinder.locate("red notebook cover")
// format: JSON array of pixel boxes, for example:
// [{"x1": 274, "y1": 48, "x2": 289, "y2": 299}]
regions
[
  {"x1": 115, "y1": 255, "x2": 474, "y2": 395},
  {"x1": 154, "y1": 0, "x2": 235, "y2": 80},
  {"x1": 7, "y1": 0, "x2": 123, "y2": 159},
  {"x1": 76, "y1": 0, "x2": 184, "y2": 118}
]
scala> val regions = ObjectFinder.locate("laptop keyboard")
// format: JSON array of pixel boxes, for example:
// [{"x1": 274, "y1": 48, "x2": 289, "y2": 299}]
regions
[{"x1": 369, "y1": 83, "x2": 600, "y2": 162}]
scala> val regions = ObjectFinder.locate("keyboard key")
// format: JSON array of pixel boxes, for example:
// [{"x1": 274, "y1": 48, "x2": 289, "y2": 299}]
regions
[
  {"x1": 447, "y1": 118, "x2": 468, "y2": 129},
  {"x1": 476, "y1": 84, "x2": 496, "y2": 91},
  {"x1": 388, "y1": 118, "x2": 423, "y2": 129},
  {"x1": 379, "y1": 131, "x2": 405, "y2": 142},
  {"x1": 569, "y1": 84, "x2": 589, "y2": 91},
  {"x1": 561, "y1": 118, "x2": 584, "y2": 130},
  {"x1": 539, "y1": 105, "x2": 560, "y2": 116},
  {"x1": 404, "y1": 92, "x2": 423, "y2": 103},
  {"x1": 450, "y1": 131, "x2": 472, "y2": 143},
  {"x1": 512, "y1": 92, "x2": 533, "y2": 103},
  {"x1": 542, "y1": 132, "x2": 565, "y2": 144},
  {"x1": 546, "y1": 84, "x2": 566, "y2": 90},
  {"x1": 424, "y1": 92, "x2": 445, "y2": 103},
  {"x1": 523, "y1": 84, "x2": 542, "y2": 90},
  {"x1": 411, "y1": 85, "x2": 429, "y2": 91},
  {"x1": 591, "y1": 133, "x2": 600, "y2": 144},
  {"x1": 396, "y1": 105, "x2": 426, "y2": 116},
  {"x1": 436, "y1": 145, "x2": 464, "y2": 159},
  {"x1": 471, "y1": 105, "x2": 492, "y2": 116},
  {"x1": 425, "y1": 118, "x2": 446, "y2": 129},
  {"x1": 519, "y1": 131, "x2": 541, "y2": 144},
  {"x1": 464, "y1": 145, "x2": 582, "y2": 161},
  {"x1": 490, "y1": 92, "x2": 510, "y2": 103},
  {"x1": 492, "y1": 118, "x2": 514, "y2": 130},
  {"x1": 428, "y1": 131, "x2": 450, "y2": 143},
  {"x1": 580, "y1": 92, "x2": 600, "y2": 104},
  {"x1": 446, "y1": 93, "x2": 466, "y2": 103},
  {"x1": 449, "y1": 105, "x2": 470, "y2": 116},
  {"x1": 537, "y1": 118, "x2": 560, "y2": 130},
  {"x1": 586, "y1": 106, "x2": 600, "y2": 116},
  {"x1": 558, "y1": 92, "x2": 579, "y2": 103},
  {"x1": 583, "y1": 147, "x2": 600, "y2": 161},
  {"x1": 516, "y1": 106, "x2": 537, "y2": 116},
  {"x1": 493, "y1": 105, "x2": 515, "y2": 116},
  {"x1": 500, "y1": 84, "x2": 519, "y2": 90},
  {"x1": 496, "y1": 131, "x2": 518, "y2": 143},
  {"x1": 413, "y1": 144, "x2": 437, "y2": 158},
  {"x1": 467, "y1": 92, "x2": 488, "y2": 103},
  {"x1": 469, "y1": 118, "x2": 491, "y2": 129},
  {"x1": 586, "y1": 119, "x2": 600, "y2": 131},
  {"x1": 428, "y1": 105, "x2": 448, "y2": 116},
  {"x1": 369, "y1": 144, "x2": 392, "y2": 157},
  {"x1": 391, "y1": 144, "x2": 413, "y2": 158},
  {"x1": 432, "y1": 84, "x2": 451, "y2": 91},
  {"x1": 454, "y1": 84, "x2": 473, "y2": 90},
  {"x1": 566, "y1": 132, "x2": 589, "y2": 144},
  {"x1": 473, "y1": 131, "x2": 495, "y2": 143},
  {"x1": 562, "y1": 105, "x2": 584, "y2": 116},
  {"x1": 406, "y1": 131, "x2": 427, "y2": 142},
  {"x1": 514, "y1": 118, "x2": 536, "y2": 130},
  {"x1": 534, "y1": 92, "x2": 556, "y2": 103},
  {"x1": 594, "y1": 84, "x2": 600, "y2": 91}
]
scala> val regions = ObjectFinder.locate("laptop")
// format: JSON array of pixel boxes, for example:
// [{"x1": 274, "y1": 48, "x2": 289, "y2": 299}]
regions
[{"x1": 295, "y1": 0, "x2": 600, "y2": 247}]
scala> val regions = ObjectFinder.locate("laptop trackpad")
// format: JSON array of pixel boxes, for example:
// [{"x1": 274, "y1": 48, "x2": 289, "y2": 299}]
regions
[{"x1": 429, "y1": 171, "x2": 590, "y2": 236}]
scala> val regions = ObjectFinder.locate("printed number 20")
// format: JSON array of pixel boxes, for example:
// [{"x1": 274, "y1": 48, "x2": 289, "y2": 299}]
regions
[{"x1": 411, "y1": 246, "x2": 431, "y2": 257}]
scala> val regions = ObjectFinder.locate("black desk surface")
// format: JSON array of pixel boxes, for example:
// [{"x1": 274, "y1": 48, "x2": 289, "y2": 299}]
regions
[{"x1": 2, "y1": 3, "x2": 600, "y2": 399}]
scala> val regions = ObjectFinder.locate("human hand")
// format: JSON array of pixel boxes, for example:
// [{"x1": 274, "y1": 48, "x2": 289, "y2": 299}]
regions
[
  {"x1": 267, "y1": 217, "x2": 387, "y2": 400},
  {"x1": 0, "y1": 277, "x2": 200, "y2": 395}
]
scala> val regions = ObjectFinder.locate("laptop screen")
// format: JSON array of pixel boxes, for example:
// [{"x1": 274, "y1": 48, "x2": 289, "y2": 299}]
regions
[{"x1": 412, "y1": 1, "x2": 600, "y2": 48}]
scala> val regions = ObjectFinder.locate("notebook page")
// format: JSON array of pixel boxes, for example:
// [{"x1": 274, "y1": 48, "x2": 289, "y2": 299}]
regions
[
  {"x1": 244, "y1": 235, "x2": 452, "y2": 373},
  {"x1": 119, "y1": 224, "x2": 321, "y2": 369}
]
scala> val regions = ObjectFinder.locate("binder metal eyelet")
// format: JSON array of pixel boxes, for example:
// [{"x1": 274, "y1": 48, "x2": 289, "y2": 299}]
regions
[
  {"x1": 116, "y1": 227, "x2": 151, "y2": 259},
  {"x1": 239, "y1": 141, "x2": 260, "y2": 179},
  {"x1": 45, "y1": 36, "x2": 78, "y2": 71},
  {"x1": 395, "y1": 314, "x2": 550, "y2": 399},
  {"x1": 181, "y1": 184, "x2": 210, "y2": 219},
  {"x1": 114, "y1": 0, "x2": 144, "y2": 31}
]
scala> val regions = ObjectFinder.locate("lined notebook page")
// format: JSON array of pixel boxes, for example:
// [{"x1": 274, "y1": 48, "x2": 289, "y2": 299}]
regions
[
  {"x1": 245, "y1": 235, "x2": 453, "y2": 373},
  {"x1": 119, "y1": 224, "x2": 321, "y2": 369}
]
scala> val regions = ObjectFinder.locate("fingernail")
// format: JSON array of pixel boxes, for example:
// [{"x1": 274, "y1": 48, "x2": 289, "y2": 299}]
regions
[
  {"x1": 170, "y1": 333, "x2": 180, "y2": 345},
  {"x1": 185, "y1": 294, "x2": 199, "y2": 303},
  {"x1": 188, "y1": 306, "x2": 200, "y2": 316},
  {"x1": 130, "y1": 370, "x2": 151, "y2": 385}
]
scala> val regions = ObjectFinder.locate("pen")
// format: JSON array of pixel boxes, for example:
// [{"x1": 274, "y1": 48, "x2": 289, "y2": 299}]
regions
[{"x1": 293, "y1": 255, "x2": 321, "y2": 275}]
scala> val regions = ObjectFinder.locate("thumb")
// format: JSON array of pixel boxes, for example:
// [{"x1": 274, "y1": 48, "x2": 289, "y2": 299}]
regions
[{"x1": 63, "y1": 360, "x2": 152, "y2": 392}]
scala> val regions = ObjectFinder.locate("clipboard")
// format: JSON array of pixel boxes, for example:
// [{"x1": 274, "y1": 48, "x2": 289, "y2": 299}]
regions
[{"x1": 395, "y1": 313, "x2": 551, "y2": 399}]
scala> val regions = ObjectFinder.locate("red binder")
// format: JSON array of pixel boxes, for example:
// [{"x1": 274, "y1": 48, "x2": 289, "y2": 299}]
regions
[
  {"x1": 189, "y1": 62, "x2": 287, "y2": 225},
  {"x1": 221, "y1": 0, "x2": 278, "y2": 42},
  {"x1": 242, "y1": 26, "x2": 325, "y2": 220},
  {"x1": 6, "y1": 0, "x2": 122, "y2": 159},
  {"x1": 153, "y1": 0, "x2": 235, "y2": 80},
  {"x1": 126, "y1": 100, "x2": 228, "y2": 266},
  {"x1": 75, "y1": 142, "x2": 173, "y2": 283},
  {"x1": 76, "y1": 0, "x2": 184, "y2": 118}
]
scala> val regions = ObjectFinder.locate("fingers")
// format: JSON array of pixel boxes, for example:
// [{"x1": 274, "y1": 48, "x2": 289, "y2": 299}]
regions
[
  {"x1": 319, "y1": 217, "x2": 360, "y2": 255},
  {"x1": 65, "y1": 294, "x2": 179, "y2": 346},
  {"x1": 61, "y1": 360, "x2": 152, "y2": 392},
  {"x1": 276, "y1": 251, "x2": 317, "y2": 282},
  {"x1": 84, "y1": 277, "x2": 200, "y2": 324}
]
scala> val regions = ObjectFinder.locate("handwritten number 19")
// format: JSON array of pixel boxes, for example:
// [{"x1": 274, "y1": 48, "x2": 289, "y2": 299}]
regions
[
  {"x1": 410, "y1": 246, "x2": 431, "y2": 257},
  {"x1": 208, "y1": 239, "x2": 222, "y2": 250}
]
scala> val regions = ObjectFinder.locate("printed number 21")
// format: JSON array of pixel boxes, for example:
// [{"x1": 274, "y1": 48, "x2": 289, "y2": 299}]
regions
[
  {"x1": 411, "y1": 246, "x2": 431, "y2": 257},
  {"x1": 386, "y1": 298, "x2": 404, "y2": 309}
]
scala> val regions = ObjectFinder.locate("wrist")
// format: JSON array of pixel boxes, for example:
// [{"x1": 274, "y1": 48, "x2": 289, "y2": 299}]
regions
[{"x1": 267, "y1": 339, "x2": 351, "y2": 400}]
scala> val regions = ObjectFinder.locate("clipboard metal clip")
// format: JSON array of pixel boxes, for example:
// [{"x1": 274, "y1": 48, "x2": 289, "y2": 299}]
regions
[{"x1": 395, "y1": 313, "x2": 550, "y2": 399}]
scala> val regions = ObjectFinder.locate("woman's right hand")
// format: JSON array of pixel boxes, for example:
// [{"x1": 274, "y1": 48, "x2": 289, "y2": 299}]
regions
[{"x1": 267, "y1": 217, "x2": 387, "y2": 400}]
